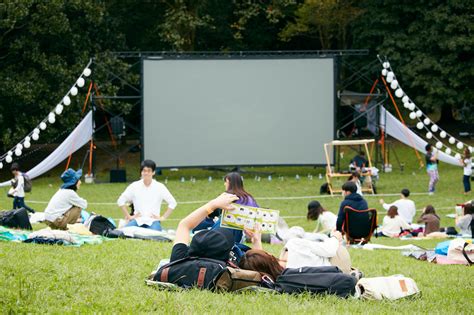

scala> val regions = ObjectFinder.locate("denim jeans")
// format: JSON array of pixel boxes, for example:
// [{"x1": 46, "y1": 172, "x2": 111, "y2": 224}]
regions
[
  {"x1": 463, "y1": 175, "x2": 471, "y2": 193},
  {"x1": 126, "y1": 219, "x2": 162, "y2": 231},
  {"x1": 13, "y1": 197, "x2": 35, "y2": 213}
]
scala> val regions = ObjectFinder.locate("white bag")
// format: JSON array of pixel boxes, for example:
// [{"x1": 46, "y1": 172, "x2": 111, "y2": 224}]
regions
[
  {"x1": 447, "y1": 239, "x2": 474, "y2": 264},
  {"x1": 356, "y1": 275, "x2": 420, "y2": 300}
]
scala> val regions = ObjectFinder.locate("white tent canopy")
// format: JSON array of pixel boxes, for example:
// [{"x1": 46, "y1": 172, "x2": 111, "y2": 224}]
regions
[{"x1": 0, "y1": 111, "x2": 93, "y2": 186}]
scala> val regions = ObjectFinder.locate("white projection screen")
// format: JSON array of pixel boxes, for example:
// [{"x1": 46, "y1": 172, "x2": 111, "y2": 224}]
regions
[{"x1": 142, "y1": 56, "x2": 335, "y2": 168}]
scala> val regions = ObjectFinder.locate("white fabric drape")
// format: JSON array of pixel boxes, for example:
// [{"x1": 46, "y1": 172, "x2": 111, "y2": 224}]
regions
[
  {"x1": 380, "y1": 107, "x2": 460, "y2": 166},
  {"x1": 0, "y1": 111, "x2": 93, "y2": 186}
]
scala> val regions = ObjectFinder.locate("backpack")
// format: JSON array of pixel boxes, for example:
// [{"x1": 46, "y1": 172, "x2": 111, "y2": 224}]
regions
[
  {"x1": 0, "y1": 208, "x2": 32, "y2": 230},
  {"x1": 85, "y1": 215, "x2": 116, "y2": 235},
  {"x1": 23, "y1": 174, "x2": 32, "y2": 193},
  {"x1": 320, "y1": 183, "x2": 330, "y2": 194},
  {"x1": 153, "y1": 257, "x2": 262, "y2": 291},
  {"x1": 275, "y1": 266, "x2": 357, "y2": 298}
]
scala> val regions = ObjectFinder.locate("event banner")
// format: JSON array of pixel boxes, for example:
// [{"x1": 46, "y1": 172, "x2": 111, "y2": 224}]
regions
[{"x1": 220, "y1": 204, "x2": 279, "y2": 234}]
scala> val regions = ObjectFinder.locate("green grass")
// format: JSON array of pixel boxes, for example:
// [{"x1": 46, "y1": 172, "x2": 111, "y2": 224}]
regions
[{"x1": 0, "y1": 143, "x2": 473, "y2": 314}]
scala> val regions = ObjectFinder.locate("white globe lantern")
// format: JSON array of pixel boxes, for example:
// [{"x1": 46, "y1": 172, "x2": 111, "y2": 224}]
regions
[
  {"x1": 83, "y1": 68, "x2": 92, "y2": 77},
  {"x1": 0, "y1": 162, "x2": 3, "y2": 169},
  {"x1": 395, "y1": 88, "x2": 404, "y2": 98},
  {"x1": 387, "y1": 71, "x2": 394, "y2": 78},
  {"x1": 32, "y1": 133, "x2": 39, "y2": 141},
  {"x1": 70, "y1": 86, "x2": 78, "y2": 96},
  {"x1": 449, "y1": 137, "x2": 455, "y2": 144},
  {"x1": 5, "y1": 155, "x2": 12, "y2": 163},
  {"x1": 77, "y1": 77, "x2": 85, "y2": 87},
  {"x1": 440, "y1": 131, "x2": 447, "y2": 138},
  {"x1": 33, "y1": 128, "x2": 40, "y2": 135},
  {"x1": 445, "y1": 148, "x2": 452, "y2": 155},
  {"x1": 423, "y1": 118, "x2": 430, "y2": 125},
  {"x1": 416, "y1": 122, "x2": 424, "y2": 129},
  {"x1": 426, "y1": 132, "x2": 433, "y2": 139},
  {"x1": 404, "y1": 102, "x2": 410, "y2": 108},
  {"x1": 17, "y1": 143, "x2": 23, "y2": 151},
  {"x1": 402, "y1": 96, "x2": 409, "y2": 104},
  {"x1": 39, "y1": 122, "x2": 47, "y2": 130},
  {"x1": 431, "y1": 125, "x2": 438, "y2": 133},
  {"x1": 390, "y1": 80, "x2": 398, "y2": 90},
  {"x1": 14, "y1": 148, "x2": 22, "y2": 156},
  {"x1": 55, "y1": 104, "x2": 64, "y2": 115},
  {"x1": 455, "y1": 153, "x2": 461, "y2": 159},
  {"x1": 416, "y1": 110, "x2": 422, "y2": 118},
  {"x1": 386, "y1": 75, "x2": 394, "y2": 83},
  {"x1": 435, "y1": 141, "x2": 443, "y2": 149},
  {"x1": 456, "y1": 142, "x2": 463, "y2": 150},
  {"x1": 409, "y1": 112, "x2": 417, "y2": 120},
  {"x1": 48, "y1": 115, "x2": 56, "y2": 124},
  {"x1": 381, "y1": 69, "x2": 388, "y2": 76},
  {"x1": 469, "y1": 146, "x2": 473, "y2": 153},
  {"x1": 25, "y1": 136, "x2": 31, "y2": 142},
  {"x1": 24, "y1": 141, "x2": 31, "y2": 149},
  {"x1": 383, "y1": 62, "x2": 390, "y2": 69},
  {"x1": 408, "y1": 103, "x2": 416, "y2": 111},
  {"x1": 63, "y1": 96, "x2": 71, "y2": 106}
]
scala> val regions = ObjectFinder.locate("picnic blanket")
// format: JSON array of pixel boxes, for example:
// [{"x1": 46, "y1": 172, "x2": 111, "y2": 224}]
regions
[
  {"x1": 0, "y1": 226, "x2": 107, "y2": 246},
  {"x1": 350, "y1": 243, "x2": 427, "y2": 251}
]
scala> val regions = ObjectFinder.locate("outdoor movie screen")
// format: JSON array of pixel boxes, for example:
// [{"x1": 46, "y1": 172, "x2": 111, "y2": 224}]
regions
[{"x1": 142, "y1": 56, "x2": 334, "y2": 168}]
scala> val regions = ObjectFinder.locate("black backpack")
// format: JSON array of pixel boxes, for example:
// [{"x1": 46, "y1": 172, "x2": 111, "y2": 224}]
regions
[
  {"x1": 86, "y1": 215, "x2": 116, "y2": 235},
  {"x1": 275, "y1": 266, "x2": 357, "y2": 298},
  {"x1": 0, "y1": 208, "x2": 32, "y2": 230},
  {"x1": 154, "y1": 257, "x2": 228, "y2": 290},
  {"x1": 23, "y1": 174, "x2": 32, "y2": 193}
]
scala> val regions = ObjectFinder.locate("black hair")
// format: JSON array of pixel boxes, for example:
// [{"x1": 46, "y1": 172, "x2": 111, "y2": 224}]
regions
[
  {"x1": 64, "y1": 183, "x2": 78, "y2": 191},
  {"x1": 140, "y1": 159, "x2": 156, "y2": 172},
  {"x1": 401, "y1": 189, "x2": 410, "y2": 198},
  {"x1": 10, "y1": 162, "x2": 20, "y2": 172},
  {"x1": 425, "y1": 144, "x2": 432, "y2": 152},
  {"x1": 342, "y1": 181, "x2": 357, "y2": 194},
  {"x1": 359, "y1": 151, "x2": 365, "y2": 156},
  {"x1": 307, "y1": 200, "x2": 325, "y2": 221}
]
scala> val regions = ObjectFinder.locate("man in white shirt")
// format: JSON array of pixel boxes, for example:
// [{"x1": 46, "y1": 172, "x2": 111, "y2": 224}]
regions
[
  {"x1": 117, "y1": 160, "x2": 177, "y2": 231},
  {"x1": 379, "y1": 188, "x2": 416, "y2": 224}
]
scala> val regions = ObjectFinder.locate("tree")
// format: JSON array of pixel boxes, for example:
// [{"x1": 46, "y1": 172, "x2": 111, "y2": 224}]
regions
[
  {"x1": 279, "y1": 0, "x2": 364, "y2": 49},
  {"x1": 0, "y1": 0, "x2": 126, "y2": 149},
  {"x1": 352, "y1": 0, "x2": 474, "y2": 122}
]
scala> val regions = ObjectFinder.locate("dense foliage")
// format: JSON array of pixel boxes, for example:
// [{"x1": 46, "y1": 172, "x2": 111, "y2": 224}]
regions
[{"x1": 0, "y1": 0, "x2": 472, "y2": 148}]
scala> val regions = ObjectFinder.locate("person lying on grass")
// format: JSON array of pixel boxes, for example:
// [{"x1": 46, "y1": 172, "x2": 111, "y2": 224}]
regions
[
  {"x1": 170, "y1": 193, "x2": 240, "y2": 263},
  {"x1": 241, "y1": 226, "x2": 354, "y2": 281}
]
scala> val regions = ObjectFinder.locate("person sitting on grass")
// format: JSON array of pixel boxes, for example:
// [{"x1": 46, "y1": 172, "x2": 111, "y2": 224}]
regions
[
  {"x1": 378, "y1": 206, "x2": 411, "y2": 238},
  {"x1": 456, "y1": 201, "x2": 473, "y2": 237},
  {"x1": 307, "y1": 200, "x2": 337, "y2": 234},
  {"x1": 117, "y1": 159, "x2": 177, "y2": 231},
  {"x1": 417, "y1": 205, "x2": 440, "y2": 236},
  {"x1": 44, "y1": 169, "x2": 87, "y2": 230},
  {"x1": 336, "y1": 181, "x2": 369, "y2": 233},
  {"x1": 379, "y1": 188, "x2": 416, "y2": 224},
  {"x1": 348, "y1": 171, "x2": 363, "y2": 195}
]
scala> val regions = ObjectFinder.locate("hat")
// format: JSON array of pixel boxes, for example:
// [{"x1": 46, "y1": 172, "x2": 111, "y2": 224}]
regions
[
  {"x1": 61, "y1": 168, "x2": 82, "y2": 189},
  {"x1": 188, "y1": 228, "x2": 235, "y2": 261}
]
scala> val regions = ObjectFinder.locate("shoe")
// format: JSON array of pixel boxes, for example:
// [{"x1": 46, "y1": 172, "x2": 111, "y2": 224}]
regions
[{"x1": 428, "y1": 192, "x2": 434, "y2": 196}]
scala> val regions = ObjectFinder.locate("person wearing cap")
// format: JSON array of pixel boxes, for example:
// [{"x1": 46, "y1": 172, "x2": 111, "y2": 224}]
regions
[
  {"x1": 44, "y1": 168, "x2": 87, "y2": 230},
  {"x1": 117, "y1": 159, "x2": 177, "y2": 231},
  {"x1": 170, "y1": 193, "x2": 239, "y2": 262}
]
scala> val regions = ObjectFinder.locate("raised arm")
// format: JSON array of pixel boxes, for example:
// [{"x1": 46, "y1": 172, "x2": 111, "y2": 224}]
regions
[{"x1": 174, "y1": 193, "x2": 238, "y2": 245}]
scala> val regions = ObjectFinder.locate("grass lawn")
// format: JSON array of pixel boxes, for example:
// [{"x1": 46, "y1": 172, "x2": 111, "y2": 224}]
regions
[{"x1": 0, "y1": 143, "x2": 473, "y2": 314}]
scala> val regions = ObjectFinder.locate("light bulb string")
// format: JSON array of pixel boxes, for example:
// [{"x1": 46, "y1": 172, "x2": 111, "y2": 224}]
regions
[
  {"x1": 0, "y1": 60, "x2": 93, "y2": 162},
  {"x1": 378, "y1": 56, "x2": 468, "y2": 155}
]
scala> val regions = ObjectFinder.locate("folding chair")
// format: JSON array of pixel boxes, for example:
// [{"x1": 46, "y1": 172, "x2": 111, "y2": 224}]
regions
[{"x1": 341, "y1": 206, "x2": 377, "y2": 244}]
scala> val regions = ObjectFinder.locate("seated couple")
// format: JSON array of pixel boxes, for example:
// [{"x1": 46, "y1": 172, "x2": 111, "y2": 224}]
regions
[{"x1": 170, "y1": 193, "x2": 356, "y2": 283}]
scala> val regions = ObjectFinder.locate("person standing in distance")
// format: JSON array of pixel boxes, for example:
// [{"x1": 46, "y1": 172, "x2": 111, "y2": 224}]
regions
[
  {"x1": 460, "y1": 148, "x2": 472, "y2": 195},
  {"x1": 117, "y1": 159, "x2": 177, "y2": 231},
  {"x1": 425, "y1": 144, "x2": 439, "y2": 195}
]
